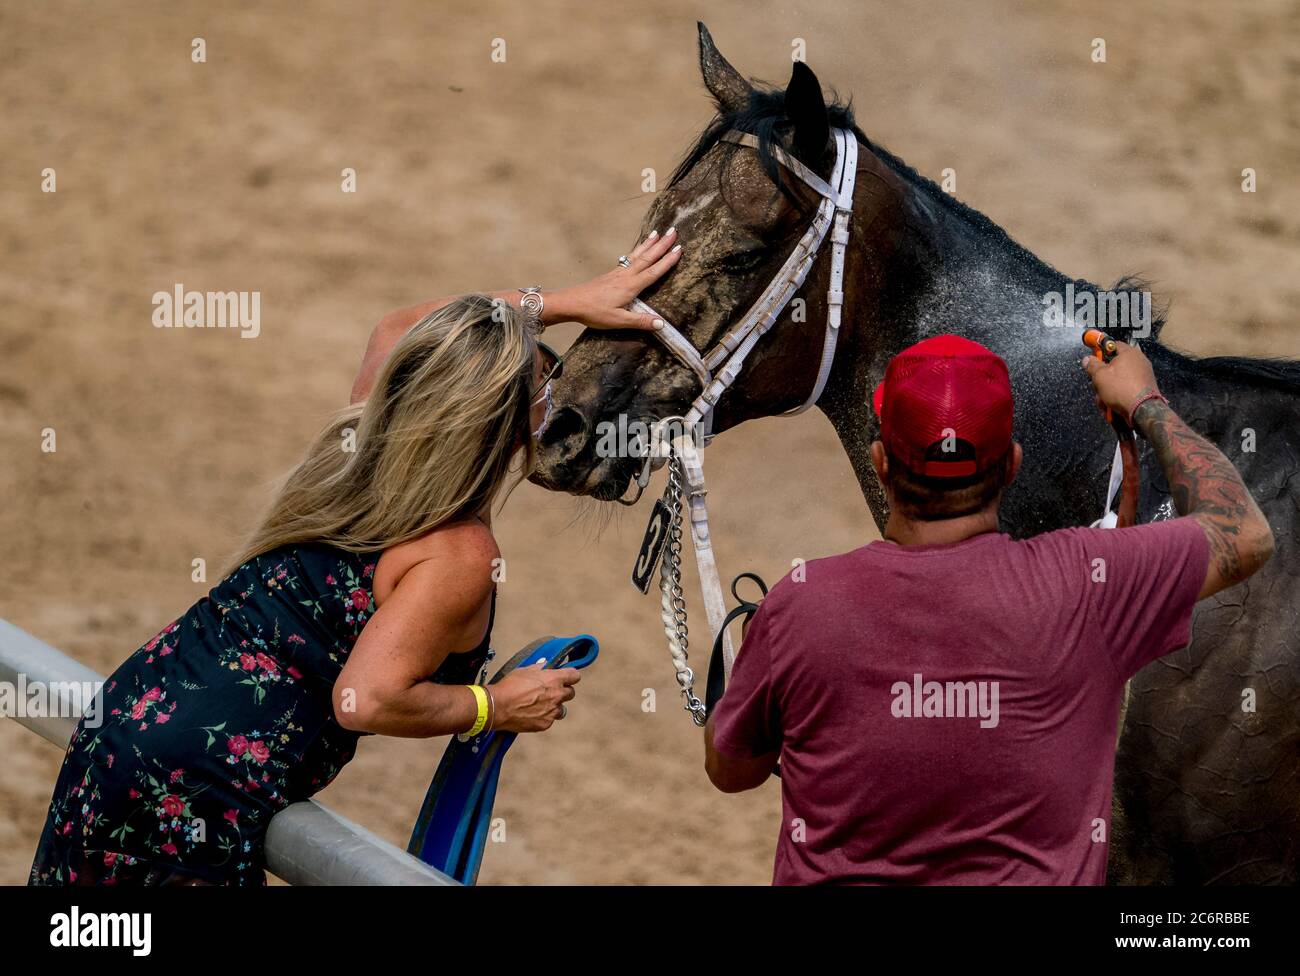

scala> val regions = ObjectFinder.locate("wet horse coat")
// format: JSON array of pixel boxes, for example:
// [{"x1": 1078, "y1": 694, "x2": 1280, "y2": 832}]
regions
[{"x1": 532, "y1": 24, "x2": 1300, "y2": 884}]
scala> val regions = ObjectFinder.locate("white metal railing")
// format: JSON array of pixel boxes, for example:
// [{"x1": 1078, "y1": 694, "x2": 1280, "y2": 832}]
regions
[{"x1": 0, "y1": 617, "x2": 456, "y2": 886}]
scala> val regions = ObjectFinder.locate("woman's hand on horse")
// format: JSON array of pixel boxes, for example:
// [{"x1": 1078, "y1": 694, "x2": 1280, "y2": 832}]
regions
[
  {"x1": 350, "y1": 230, "x2": 681, "y2": 402},
  {"x1": 490, "y1": 663, "x2": 581, "y2": 732},
  {"x1": 550, "y1": 228, "x2": 682, "y2": 331}
]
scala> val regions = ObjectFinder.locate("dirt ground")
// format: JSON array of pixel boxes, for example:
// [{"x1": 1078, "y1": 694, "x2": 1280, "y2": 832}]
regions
[{"x1": 1, "y1": 0, "x2": 1297, "y2": 885}]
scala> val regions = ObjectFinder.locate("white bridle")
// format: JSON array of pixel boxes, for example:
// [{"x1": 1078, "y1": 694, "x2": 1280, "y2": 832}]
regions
[
  {"x1": 633, "y1": 127, "x2": 858, "y2": 437},
  {"x1": 628, "y1": 127, "x2": 859, "y2": 719}
]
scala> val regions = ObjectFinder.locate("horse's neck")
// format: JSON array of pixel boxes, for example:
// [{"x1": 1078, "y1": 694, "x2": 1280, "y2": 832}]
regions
[
  {"x1": 819, "y1": 210, "x2": 1116, "y2": 537},
  {"x1": 814, "y1": 169, "x2": 1298, "y2": 537}
]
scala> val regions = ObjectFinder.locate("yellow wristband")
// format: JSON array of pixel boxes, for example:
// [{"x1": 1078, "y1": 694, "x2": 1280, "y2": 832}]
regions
[{"x1": 463, "y1": 685, "x2": 489, "y2": 737}]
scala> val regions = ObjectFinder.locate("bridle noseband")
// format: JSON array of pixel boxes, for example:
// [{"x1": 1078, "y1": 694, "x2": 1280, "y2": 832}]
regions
[{"x1": 623, "y1": 126, "x2": 860, "y2": 725}]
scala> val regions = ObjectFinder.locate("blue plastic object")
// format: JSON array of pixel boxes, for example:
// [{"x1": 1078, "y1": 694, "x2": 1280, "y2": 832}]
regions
[{"x1": 407, "y1": 634, "x2": 599, "y2": 884}]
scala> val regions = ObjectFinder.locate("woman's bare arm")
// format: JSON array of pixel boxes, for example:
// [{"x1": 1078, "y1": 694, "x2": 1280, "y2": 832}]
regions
[
  {"x1": 332, "y1": 532, "x2": 497, "y2": 737},
  {"x1": 349, "y1": 229, "x2": 683, "y2": 403},
  {"x1": 351, "y1": 290, "x2": 542, "y2": 405},
  {"x1": 332, "y1": 525, "x2": 581, "y2": 736}
]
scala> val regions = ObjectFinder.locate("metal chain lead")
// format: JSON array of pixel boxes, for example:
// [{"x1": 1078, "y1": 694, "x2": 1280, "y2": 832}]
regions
[{"x1": 659, "y1": 450, "x2": 707, "y2": 726}]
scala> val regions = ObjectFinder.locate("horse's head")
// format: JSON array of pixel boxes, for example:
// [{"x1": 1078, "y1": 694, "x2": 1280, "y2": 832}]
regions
[{"x1": 532, "y1": 24, "x2": 888, "y2": 500}]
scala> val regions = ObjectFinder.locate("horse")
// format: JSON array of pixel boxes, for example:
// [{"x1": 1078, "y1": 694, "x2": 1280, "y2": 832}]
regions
[{"x1": 530, "y1": 23, "x2": 1300, "y2": 885}]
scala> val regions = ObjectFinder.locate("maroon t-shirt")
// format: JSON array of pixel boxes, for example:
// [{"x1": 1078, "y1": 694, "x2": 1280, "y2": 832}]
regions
[{"x1": 711, "y1": 520, "x2": 1210, "y2": 885}]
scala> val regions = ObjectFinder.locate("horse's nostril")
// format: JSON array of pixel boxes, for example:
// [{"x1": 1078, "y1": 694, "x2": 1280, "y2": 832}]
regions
[{"x1": 537, "y1": 405, "x2": 589, "y2": 456}]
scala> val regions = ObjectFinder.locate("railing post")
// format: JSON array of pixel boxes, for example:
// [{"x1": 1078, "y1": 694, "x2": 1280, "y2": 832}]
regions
[{"x1": 0, "y1": 618, "x2": 457, "y2": 886}]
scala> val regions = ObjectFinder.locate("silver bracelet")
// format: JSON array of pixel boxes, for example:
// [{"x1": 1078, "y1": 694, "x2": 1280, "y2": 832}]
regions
[{"x1": 518, "y1": 286, "x2": 545, "y2": 331}]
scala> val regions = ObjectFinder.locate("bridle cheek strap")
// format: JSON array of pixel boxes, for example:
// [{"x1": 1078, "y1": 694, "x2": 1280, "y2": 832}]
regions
[
  {"x1": 783, "y1": 132, "x2": 857, "y2": 416},
  {"x1": 629, "y1": 128, "x2": 859, "y2": 690},
  {"x1": 637, "y1": 128, "x2": 857, "y2": 439}
]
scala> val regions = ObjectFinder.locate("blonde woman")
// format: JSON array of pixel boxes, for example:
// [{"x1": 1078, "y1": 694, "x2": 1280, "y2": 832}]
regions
[{"x1": 29, "y1": 230, "x2": 683, "y2": 886}]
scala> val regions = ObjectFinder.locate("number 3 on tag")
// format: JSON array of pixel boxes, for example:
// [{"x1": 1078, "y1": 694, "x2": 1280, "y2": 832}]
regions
[{"x1": 631, "y1": 499, "x2": 671, "y2": 594}]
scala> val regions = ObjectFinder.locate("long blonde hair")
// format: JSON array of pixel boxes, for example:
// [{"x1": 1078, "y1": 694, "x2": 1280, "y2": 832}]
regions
[{"x1": 230, "y1": 294, "x2": 537, "y2": 569}]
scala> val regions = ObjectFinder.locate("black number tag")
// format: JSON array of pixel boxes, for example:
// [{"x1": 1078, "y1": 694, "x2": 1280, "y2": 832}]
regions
[{"x1": 631, "y1": 499, "x2": 671, "y2": 594}]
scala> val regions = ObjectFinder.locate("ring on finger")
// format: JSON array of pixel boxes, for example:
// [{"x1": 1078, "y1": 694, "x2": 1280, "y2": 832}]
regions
[
  {"x1": 617, "y1": 256, "x2": 632, "y2": 269},
  {"x1": 557, "y1": 704, "x2": 568, "y2": 720}
]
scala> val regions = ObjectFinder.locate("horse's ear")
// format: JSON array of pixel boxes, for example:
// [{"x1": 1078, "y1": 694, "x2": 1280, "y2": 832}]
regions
[
  {"x1": 697, "y1": 22, "x2": 750, "y2": 114},
  {"x1": 783, "y1": 61, "x2": 830, "y2": 165}
]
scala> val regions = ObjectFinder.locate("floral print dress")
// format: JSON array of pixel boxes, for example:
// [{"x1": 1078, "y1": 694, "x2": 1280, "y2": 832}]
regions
[{"x1": 29, "y1": 542, "x2": 493, "y2": 886}]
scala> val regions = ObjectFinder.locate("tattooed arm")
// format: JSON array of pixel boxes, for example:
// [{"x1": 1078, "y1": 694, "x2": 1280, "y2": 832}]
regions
[
  {"x1": 1083, "y1": 344, "x2": 1275, "y2": 599},
  {"x1": 1132, "y1": 399, "x2": 1274, "y2": 597}
]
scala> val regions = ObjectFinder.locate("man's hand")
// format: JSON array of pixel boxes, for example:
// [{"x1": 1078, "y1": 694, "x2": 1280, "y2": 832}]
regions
[
  {"x1": 1081, "y1": 341, "x2": 1274, "y2": 598},
  {"x1": 1080, "y1": 341, "x2": 1160, "y2": 426},
  {"x1": 704, "y1": 716, "x2": 779, "y2": 793}
]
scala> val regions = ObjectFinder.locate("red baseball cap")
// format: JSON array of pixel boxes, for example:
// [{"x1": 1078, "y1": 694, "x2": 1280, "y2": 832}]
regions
[{"x1": 872, "y1": 334, "x2": 1014, "y2": 478}]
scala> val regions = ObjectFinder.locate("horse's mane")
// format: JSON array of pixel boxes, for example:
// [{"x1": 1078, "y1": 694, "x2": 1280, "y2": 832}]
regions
[
  {"x1": 1179, "y1": 352, "x2": 1300, "y2": 395},
  {"x1": 670, "y1": 83, "x2": 1042, "y2": 265},
  {"x1": 669, "y1": 83, "x2": 858, "y2": 208},
  {"x1": 672, "y1": 81, "x2": 1300, "y2": 391}
]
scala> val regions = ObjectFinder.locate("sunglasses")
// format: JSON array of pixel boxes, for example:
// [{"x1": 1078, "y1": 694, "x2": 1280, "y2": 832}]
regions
[{"x1": 530, "y1": 341, "x2": 564, "y2": 400}]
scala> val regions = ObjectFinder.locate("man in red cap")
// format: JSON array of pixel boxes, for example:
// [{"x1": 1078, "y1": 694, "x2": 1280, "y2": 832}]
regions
[{"x1": 703, "y1": 334, "x2": 1274, "y2": 884}]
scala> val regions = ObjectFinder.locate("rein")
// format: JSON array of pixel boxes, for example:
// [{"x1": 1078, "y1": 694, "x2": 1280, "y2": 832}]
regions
[{"x1": 626, "y1": 127, "x2": 859, "y2": 725}]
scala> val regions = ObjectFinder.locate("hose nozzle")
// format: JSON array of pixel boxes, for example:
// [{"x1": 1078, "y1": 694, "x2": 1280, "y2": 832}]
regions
[
  {"x1": 1082, "y1": 329, "x2": 1121, "y2": 423},
  {"x1": 1082, "y1": 328, "x2": 1119, "y2": 363}
]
